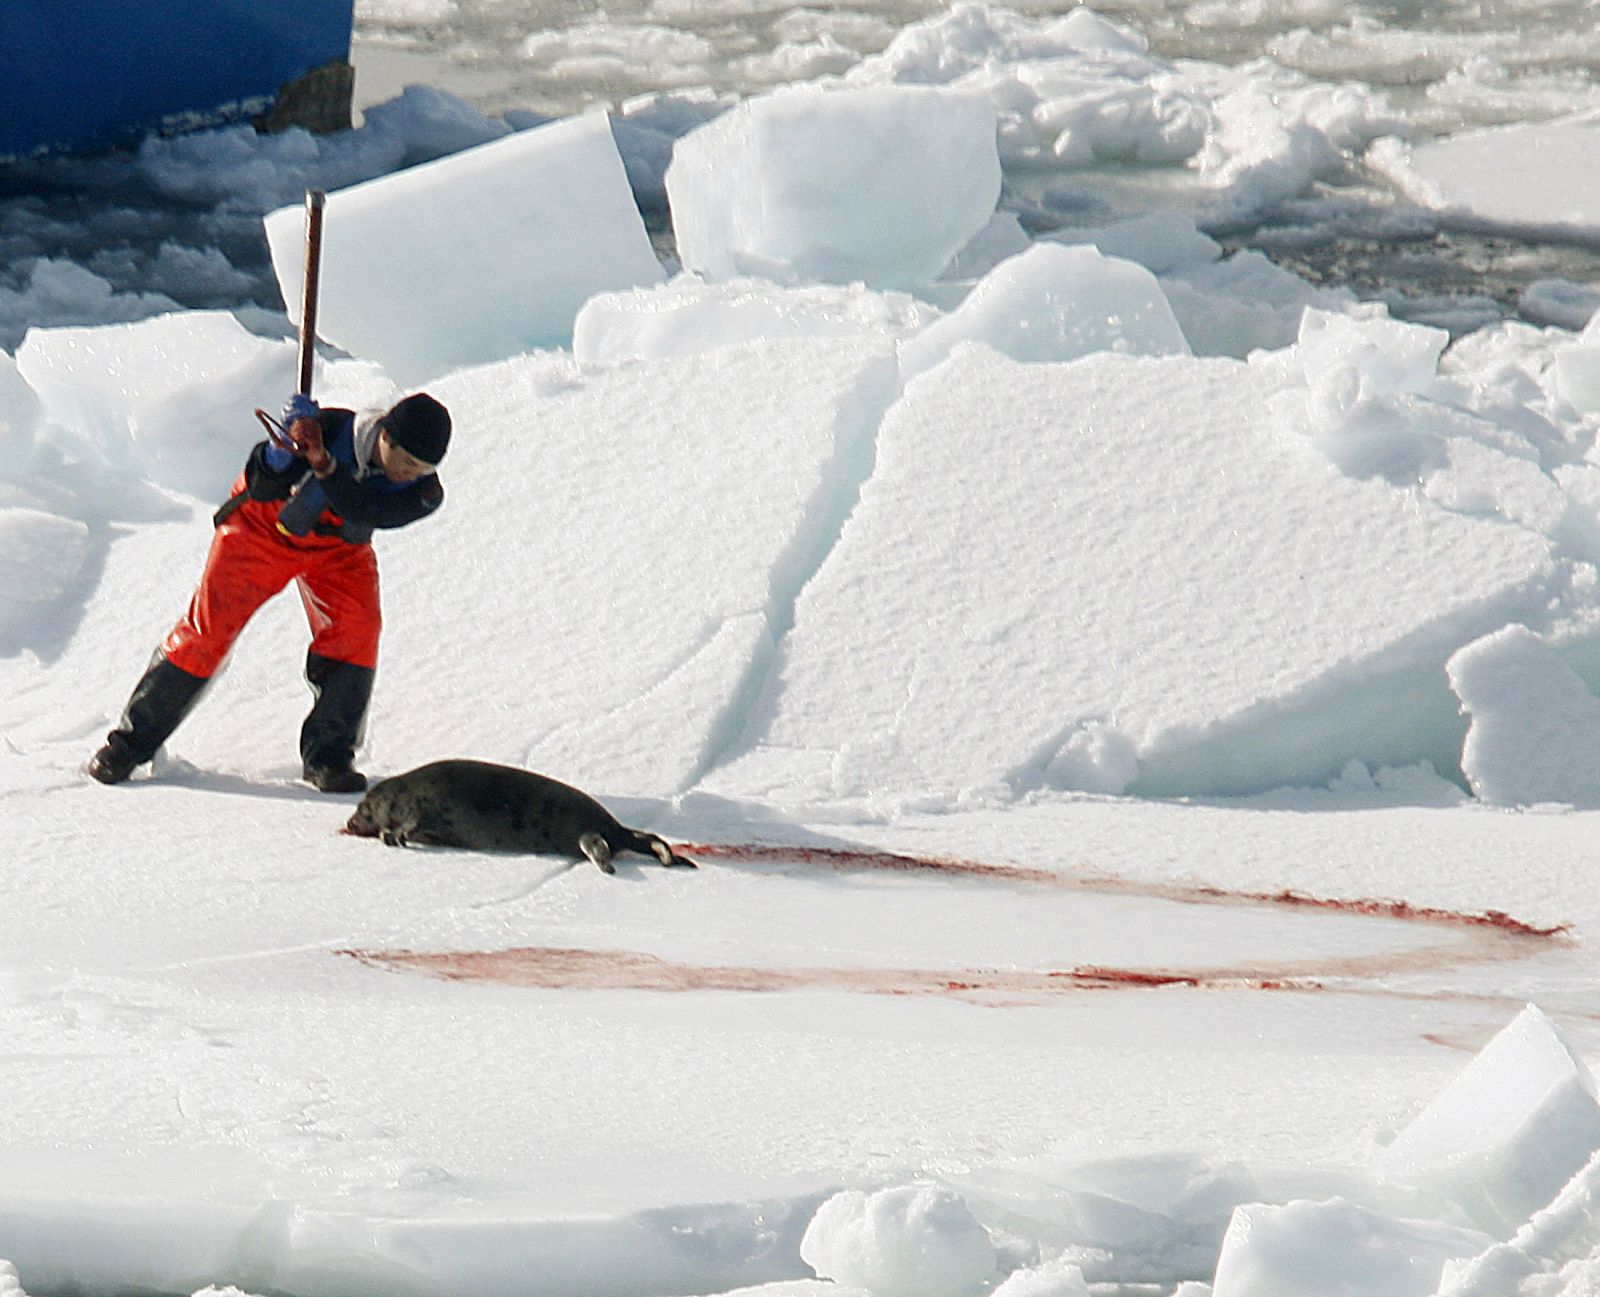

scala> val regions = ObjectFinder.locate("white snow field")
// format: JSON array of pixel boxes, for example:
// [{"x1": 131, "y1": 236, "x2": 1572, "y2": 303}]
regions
[{"x1": 6, "y1": 5, "x2": 1600, "y2": 1296}]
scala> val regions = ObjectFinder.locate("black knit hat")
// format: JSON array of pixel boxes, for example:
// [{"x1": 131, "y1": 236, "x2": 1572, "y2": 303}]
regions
[{"x1": 383, "y1": 393, "x2": 451, "y2": 465}]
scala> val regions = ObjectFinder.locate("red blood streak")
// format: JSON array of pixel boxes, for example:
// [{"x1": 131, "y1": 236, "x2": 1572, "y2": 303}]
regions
[
  {"x1": 680, "y1": 841, "x2": 1569, "y2": 938},
  {"x1": 335, "y1": 945, "x2": 1319, "y2": 1002},
  {"x1": 336, "y1": 841, "x2": 1572, "y2": 1009}
]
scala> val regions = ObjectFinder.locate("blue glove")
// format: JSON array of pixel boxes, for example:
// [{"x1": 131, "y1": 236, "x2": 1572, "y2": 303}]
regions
[
  {"x1": 281, "y1": 393, "x2": 320, "y2": 429},
  {"x1": 263, "y1": 436, "x2": 295, "y2": 471},
  {"x1": 267, "y1": 393, "x2": 320, "y2": 469}
]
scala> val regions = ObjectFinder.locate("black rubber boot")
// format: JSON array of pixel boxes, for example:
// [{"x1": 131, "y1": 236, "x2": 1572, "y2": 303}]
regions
[
  {"x1": 301, "y1": 652, "x2": 374, "y2": 793},
  {"x1": 88, "y1": 652, "x2": 208, "y2": 784}
]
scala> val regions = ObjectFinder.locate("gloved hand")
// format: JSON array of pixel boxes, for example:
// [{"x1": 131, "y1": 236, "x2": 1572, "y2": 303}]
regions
[
  {"x1": 281, "y1": 393, "x2": 320, "y2": 430},
  {"x1": 277, "y1": 393, "x2": 330, "y2": 473},
  {"x1": 261, "y1": 421, "x2": 296, "y2": 468},
  {"x1": 292, "y1": 417, "x2": 332, "y2": 474}
]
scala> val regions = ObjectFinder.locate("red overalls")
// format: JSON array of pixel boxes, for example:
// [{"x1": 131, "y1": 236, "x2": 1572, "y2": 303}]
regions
[{"x1": 162, "y1": 469, "x2": 382, "y2": 679}]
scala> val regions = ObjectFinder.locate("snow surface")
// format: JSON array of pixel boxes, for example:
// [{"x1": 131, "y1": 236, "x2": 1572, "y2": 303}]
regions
[{"x1": 6, "y1": 4, "x2": 1600, "y2": 1296}]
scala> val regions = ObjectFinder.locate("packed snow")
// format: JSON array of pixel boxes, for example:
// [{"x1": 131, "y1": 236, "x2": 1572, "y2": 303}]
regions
[{"x1": 4, "y1": 3, "x2": 1600, "y2": 1296}]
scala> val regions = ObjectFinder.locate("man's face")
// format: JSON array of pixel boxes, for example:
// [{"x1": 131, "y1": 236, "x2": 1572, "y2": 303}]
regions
[{"x1": 376, "y1": 428, "x2": 433, "y2": 483}]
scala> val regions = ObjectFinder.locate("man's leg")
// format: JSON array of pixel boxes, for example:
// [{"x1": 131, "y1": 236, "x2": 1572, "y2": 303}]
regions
[
  {"x1": 299, "y1": 653, "x2": 375, "y2": 792},
  {"x1": 296, "y1": 544, "x2": 381, "y2": 792},
  {"x1": 90, "y1": 503, "x2": 295, "y2": 783},
  {"x1": 88, "y1": 652, "x2": 209, "y2": 783}
]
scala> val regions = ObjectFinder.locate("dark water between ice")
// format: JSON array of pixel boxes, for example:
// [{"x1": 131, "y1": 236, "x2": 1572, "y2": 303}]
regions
[
  {"x1": 2, "y1": 0, "x2": 1597, "y2": 351},
  {"x1": 348, "y1": 0, "x2": 1600, "y2": 333}
]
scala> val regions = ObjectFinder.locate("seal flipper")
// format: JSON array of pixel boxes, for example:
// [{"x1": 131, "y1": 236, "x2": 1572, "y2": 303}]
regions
[
  {"x1": 636, "y1": 831, "x2": 697, "y2": 869},
  {"x1": 579, "y1": 831, "x2": 617, "y2": 874}
]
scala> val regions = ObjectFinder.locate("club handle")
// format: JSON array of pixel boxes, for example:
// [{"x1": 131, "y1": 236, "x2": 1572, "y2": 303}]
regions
[{"x1": 297, "y1": 189, "x2": 326, "y2": 397}]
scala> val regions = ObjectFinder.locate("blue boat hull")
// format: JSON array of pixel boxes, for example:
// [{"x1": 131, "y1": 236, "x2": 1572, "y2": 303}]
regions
[{"x1": 3, "y1": 1, "x2": 355, "y2": 159}]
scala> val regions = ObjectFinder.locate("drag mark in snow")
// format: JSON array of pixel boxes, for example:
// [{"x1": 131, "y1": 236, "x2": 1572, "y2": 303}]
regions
[{"x1": 679, "y1": 841, "x2": 1571, "y2": 939}]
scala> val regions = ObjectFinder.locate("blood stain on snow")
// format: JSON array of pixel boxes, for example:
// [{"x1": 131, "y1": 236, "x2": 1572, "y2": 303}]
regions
[
  {"x1": 338, "y1": 841, "x2": 1573, "y2": 1007},
  {"x1": 680, "y1": 841, "x2": 1569, "y2": 939},
  {"x1": 336, "y1": 944, "x2": 1321, "y2": 1003},
  {"x1": 1421, "y1": 1030, "x2": 1487, "y2": 1053}
]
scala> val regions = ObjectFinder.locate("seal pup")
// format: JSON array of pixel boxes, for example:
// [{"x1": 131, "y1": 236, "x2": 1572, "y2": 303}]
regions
[{"x1": 345, "y1": 758, "x2": 697, "y2": 874}]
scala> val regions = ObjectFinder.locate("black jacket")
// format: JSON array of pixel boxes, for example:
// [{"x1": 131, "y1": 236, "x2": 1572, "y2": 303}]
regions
[{"x1": 229, "y1": 407, "x2": 444, "y2": 542}]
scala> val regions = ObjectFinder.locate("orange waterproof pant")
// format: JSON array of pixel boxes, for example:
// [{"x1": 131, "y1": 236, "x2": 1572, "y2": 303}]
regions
[{"x1": 162, "y1": 495, "x2": 381, "y2": 678}]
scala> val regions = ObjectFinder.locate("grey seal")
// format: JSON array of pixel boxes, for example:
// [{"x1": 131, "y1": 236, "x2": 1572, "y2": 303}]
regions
[{"x1": 345, "y1": 758, "x2": 697, "y2": 874}]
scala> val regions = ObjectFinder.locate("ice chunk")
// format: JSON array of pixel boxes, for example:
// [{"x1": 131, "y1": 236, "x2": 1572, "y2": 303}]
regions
[
  {"x1": 574, "y1": 275, "x2": 937, "y2": 366},
  {"x1": 800, "y1": 1184, "x2": 997, "y2": 1297},
  {"x1": 848, "y1": 5, "x2": 1202, "y2": 170},
  {"x1": 953, "y1": 1154, "x2": 1256, "y2": 1283},
  {"x1": 1297, "y1": 308, "x2": 1449, "y2": 404},
  {"x1": 899, "y1": 243, "x2": 1189, "y2": 382},
  {"x1": 941, "y1": 212, "x2": 1033, "y2": 282},
  {"x1": 1447, "y1": 625, "x2": 1600, "y2": 807},
  {"x1": 1039, "y1": 719, "x2": 1140, "y2": 796},
  {"x1": 1290, "y1": 308, "x2": 1454, "y2": 479},
  {"x1": 15, "y1": 311, "x2": 299, "y2": 502},
  {"x1": 357, "y1": 84, "x2": 510, "y2": 167},
  {"x1": 1552, "y1": 312, "x2": 1600, "y2": 415},
  {"x1": 850, "y1": 4, "x2": 1151, "y2": 88},
  {"x1": 0, "y1": 259, "x2": 181, "y2": 354},
  {"x1": 265, "y1": 112, "x2": 664, "y2": 385},
  {"x1": 1370, "y1": 118, "x2": 1600, "y2": 239},
  {"x1": 1434, "y1": 1148, "x2": 1600, "y2": 1296},
  {"x1": 0, "y1": 350, "x2": 41, "y2": 453},
  {"x1": 1210, "y1": 1198, "x2": 1491, "y2": 1297},
  {"x1": 1048, "y1": 210, "x2": 1221, "y2": 276},
  {"x1": 1554, "y1": 348, "x2": 1600, "y2": 416},
  {"x1": 666, "y1": 84, "x2": 1000, "y2": 289},
  {"x1": 1162, "y1": 250, "x2": 1347, "y2": 359},
  {"x1": 1381, "y1": 1005, "x2": 1600, "y2": 1237},
  {"x1": 1520, "y1": 279, "x2": 1600, "y2": 332},
  {"x1": 698, "y1": 1286, "x2": 869, "y2": 1297},
  {"x1": 991, "y1": 1257, "x2": 1091, "y2": 1297},
  {"x1": 0, "y1": 508, "x2": 90, "y2": 651}
]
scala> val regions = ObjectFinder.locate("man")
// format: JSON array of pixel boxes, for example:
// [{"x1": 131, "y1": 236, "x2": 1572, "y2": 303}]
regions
[{"x1": 88, "y1": 390, "x2": 452, "y2": 792}]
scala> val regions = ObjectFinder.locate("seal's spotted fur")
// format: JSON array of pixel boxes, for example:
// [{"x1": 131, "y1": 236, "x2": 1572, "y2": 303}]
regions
[{"x1": 346, "y1": 758, "x2": 696, "y2": 874}]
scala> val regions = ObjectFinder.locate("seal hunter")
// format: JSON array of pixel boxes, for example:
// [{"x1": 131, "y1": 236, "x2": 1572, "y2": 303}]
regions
[{"x1": 345, "y1": 758, "x2": 697, "y2": 874}]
